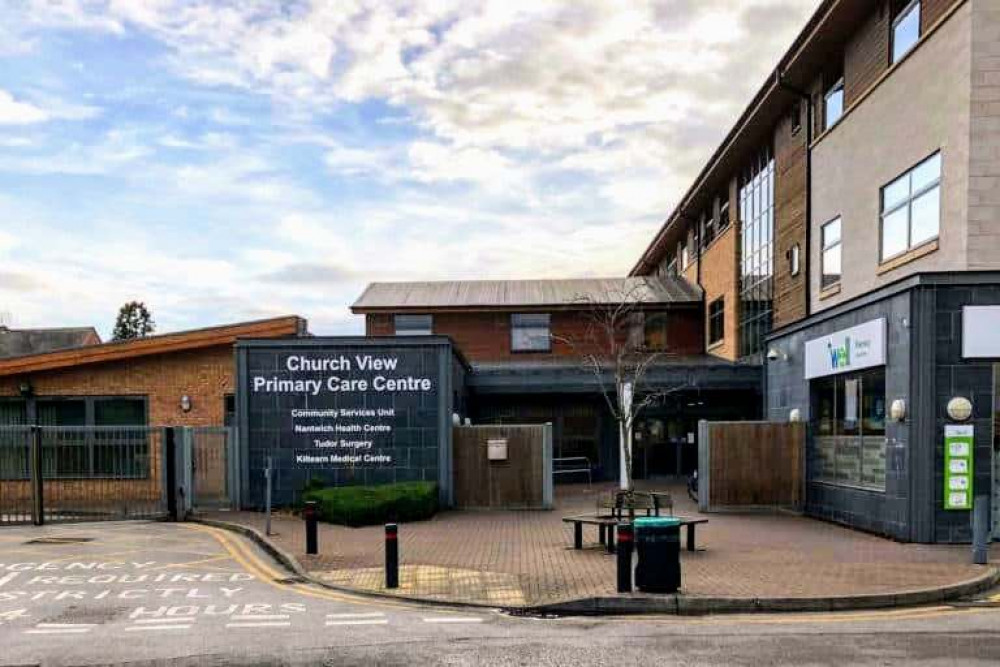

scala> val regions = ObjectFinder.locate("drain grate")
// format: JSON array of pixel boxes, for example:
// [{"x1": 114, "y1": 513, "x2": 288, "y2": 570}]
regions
[{"x1": 25, "y1": 536, "x2": 95, "y2": 545}]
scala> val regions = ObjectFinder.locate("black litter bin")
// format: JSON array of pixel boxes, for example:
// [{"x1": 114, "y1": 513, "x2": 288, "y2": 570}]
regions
[{"x1": 634, "y1": 517, "x2": 681, "y2": 593}]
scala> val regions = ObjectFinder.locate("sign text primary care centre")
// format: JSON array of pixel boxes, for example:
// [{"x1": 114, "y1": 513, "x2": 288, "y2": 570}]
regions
[{"x1": 236, "y1": 337, "x2": 466, "y2": 508}]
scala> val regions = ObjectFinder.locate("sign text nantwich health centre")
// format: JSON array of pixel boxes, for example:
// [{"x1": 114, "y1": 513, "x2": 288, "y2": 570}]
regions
[{"x1": 249, "y1": 353, "x2": 435, "y2": 468}]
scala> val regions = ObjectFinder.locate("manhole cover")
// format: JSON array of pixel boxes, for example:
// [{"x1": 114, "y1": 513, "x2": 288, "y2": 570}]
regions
[{"x1": 25, "y1": 537, "x2": 94, "y2": 545}]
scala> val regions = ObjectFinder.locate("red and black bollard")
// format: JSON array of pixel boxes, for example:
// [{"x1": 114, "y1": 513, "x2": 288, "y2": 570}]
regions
[
  {"x1": 616, "y1": 522, "x2": 633, "y2": 594},
  {"x1": 385, "y1": 523, "x2": 399, "y2": 589},
  {"x1": 304, "y1": 501, "x2": 318, "y2": 555}
]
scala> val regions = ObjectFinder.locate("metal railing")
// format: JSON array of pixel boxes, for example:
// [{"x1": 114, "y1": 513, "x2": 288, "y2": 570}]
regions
[{"x1": 0, "y1": 426, "x2": 167, "y2": 525}]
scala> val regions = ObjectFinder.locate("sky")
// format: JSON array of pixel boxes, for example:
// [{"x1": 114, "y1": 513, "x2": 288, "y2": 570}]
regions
[{"x1": 0, "y1": 0, "x2": 819, "y2": 337}]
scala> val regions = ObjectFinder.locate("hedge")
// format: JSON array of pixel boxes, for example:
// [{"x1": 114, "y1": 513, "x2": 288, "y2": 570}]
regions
[{"x1": 302, "y1": 481, "x2": 439, "y2": 527}]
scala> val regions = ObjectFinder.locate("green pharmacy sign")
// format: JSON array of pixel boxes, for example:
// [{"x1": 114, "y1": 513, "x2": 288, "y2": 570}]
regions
[{"x1": 943, "y1": 424, "x2": 974, "y2": 511}]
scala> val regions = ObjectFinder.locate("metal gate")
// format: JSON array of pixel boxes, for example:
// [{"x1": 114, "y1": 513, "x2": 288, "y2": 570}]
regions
[
  {"x1": 0, "y1": 426, "x2": 168, "y2": 525},
  {"x1": 180, "y1": 427, "x2": 238, "y2": 513}
]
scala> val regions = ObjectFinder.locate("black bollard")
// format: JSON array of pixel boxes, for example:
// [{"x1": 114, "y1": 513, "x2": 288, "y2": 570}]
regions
[
  {"x1": 617, "y1": 522, "x2": 633, "y2": 594},
  {"x1": 304, "y1": 501, "x2": 318, "y2": 555},
  {"x1": 386, "y1": 523, "x2": 399, "y2": 589}
]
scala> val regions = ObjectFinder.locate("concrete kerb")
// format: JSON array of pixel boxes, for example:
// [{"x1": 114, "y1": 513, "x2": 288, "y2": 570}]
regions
[
  {"x1": 191, "y1": 516, "x2": 1000, "y2": 617},
  {"x1": 189, "y1": 516, "x2": 503, "y2": 613}
]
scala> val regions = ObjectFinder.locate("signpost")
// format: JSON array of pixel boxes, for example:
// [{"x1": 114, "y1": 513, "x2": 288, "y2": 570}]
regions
[{"x1": 943, "y1": 424, "x2": 974, "y2": 511}]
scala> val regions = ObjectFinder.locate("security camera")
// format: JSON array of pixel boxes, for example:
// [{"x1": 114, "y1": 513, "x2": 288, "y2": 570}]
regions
[{"x1": 766, "y1": 348, "x2": 780, "y2": 361}]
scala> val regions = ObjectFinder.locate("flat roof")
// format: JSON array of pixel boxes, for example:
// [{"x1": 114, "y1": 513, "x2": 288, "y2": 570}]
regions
[
  {"x1": 0, "y1": 316, "x2": 307, "y2": 378},
  {"x1": 352, "y1": 276, "x2": 702, "y2": 312}
]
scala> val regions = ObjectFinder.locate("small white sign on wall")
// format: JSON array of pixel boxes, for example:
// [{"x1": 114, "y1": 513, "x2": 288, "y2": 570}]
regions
[
  {"x1": 962, "y1": 306, "x2": 1000, "y2": 358},
  {"x1": 804, "y1": 318, "x2": 887, "y2": 380},
  {"x1": 487, "y1": 438, "x2": 508, "y2": 461}
]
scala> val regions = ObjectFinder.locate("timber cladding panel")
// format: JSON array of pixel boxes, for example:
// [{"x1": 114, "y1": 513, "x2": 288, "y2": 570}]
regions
[
  {"x1": 773, "y1": 106, "x2": 808, "y2": 329},
  {"x1": 452, "y1": 424, "x2": 550, "y2": 509},
  {"x1": 703, "y1": 422, "x2": 804, "y2": 509}
]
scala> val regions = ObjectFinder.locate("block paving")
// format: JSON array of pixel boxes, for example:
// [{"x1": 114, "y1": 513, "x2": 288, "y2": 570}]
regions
[{"x1": 206, "y1": 483, "x2": 994, "y2": 608}]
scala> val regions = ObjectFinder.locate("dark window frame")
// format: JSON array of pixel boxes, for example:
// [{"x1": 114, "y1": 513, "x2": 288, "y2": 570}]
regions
[
  {"x1": 708, "y1": 298, "x2": 725, "y2": 346},
  {"x1": 510, "y1": 313, "x2": 552, "y2": 353},
  {"x1": 393, "y1": 314, "x2": 433, "y2": 336},
  {"x1": 738, "y1": 145, "x2": 775, "y2": 359}
]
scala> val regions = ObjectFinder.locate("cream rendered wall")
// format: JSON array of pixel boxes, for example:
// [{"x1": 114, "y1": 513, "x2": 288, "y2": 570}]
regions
[
  {"x1": 810, "y1": 2, "x2": 972, "y2": 311},
  {"x1": 968, "y1": 0, "x2": 1000, "y2": 268}
]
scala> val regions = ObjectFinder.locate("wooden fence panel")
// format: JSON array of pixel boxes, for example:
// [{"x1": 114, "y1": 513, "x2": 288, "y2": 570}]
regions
[
  {"x1": 453, "y1": 424, "x2": 552, "y2": 510},
  {"x1": 700, "y1": 421, "x2": 804, "y2": 511}
]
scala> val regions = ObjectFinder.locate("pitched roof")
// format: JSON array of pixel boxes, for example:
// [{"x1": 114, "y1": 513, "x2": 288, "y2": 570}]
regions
[
  {"x1": 0, "y1": 327, "x2": 101, "y2": 359},
  {"x1": 351, "y1": 276, "x2": 702, "y2": 312},
  {"x1": 0, "y1": 316, "x2": 307, "y2": 378}
]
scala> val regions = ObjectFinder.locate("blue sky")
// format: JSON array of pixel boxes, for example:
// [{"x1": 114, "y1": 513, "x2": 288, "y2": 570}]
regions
[{"x1": 0, "y1": 0, "x2": 818, "y2": 337}]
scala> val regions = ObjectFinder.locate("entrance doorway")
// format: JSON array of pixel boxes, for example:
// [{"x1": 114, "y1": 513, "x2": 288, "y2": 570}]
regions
[{"x1": 634, "y1": 417, "x2": 695, "y2": 479}]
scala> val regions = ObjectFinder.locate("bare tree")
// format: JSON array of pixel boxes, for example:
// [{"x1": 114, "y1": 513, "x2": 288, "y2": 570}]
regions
[{"x1": 554, "y1": 280, "x2": 688, "y2": 514}]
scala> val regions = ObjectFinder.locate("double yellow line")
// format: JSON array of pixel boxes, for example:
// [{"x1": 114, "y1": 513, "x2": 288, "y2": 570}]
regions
[{"x1": 183, "y1": 524, "x2": 414, "y2": 611}]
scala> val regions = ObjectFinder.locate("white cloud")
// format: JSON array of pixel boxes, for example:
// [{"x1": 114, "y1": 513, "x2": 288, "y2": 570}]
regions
[{"x1": 0, "y1": 90, "x2": 49, "y2": 124}]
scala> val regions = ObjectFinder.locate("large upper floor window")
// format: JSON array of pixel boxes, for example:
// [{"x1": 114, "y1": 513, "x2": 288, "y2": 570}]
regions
[
  {"x1": 880, "y1": 152, "x2": 941, "y2": 262},
  {"x1": 718, "y1": 192, "x2": 730, "y2": 231},
  {"x1": 394, "y1": 314, "x2": 433, "y2": 336},
  {"x1": 511, "y1": 313, "x2": 551, "y2": 353},
  {"x1": 679, "y1": 242, "x2": 690, "y2": 271},
  {"x1": 708, "y1": 298, "x2": 725, "y2": 346},
  {"x1": 824, "y1": 78, "x2": 844, "y2": 130},
  {"x1": 738, "y1": 146, "x2": 775, "y2": 358},
  {"x1": 892, "y1": 0, "x2": 921, "y2": 64},
  {"x1": 821, "y1": 217, "x2": 842, "y2": 290}
]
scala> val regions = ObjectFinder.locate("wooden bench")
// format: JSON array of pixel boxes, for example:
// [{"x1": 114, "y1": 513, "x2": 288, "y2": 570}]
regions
[
  {"x1": 561, "y1": 514, "x2": 621, "y2": 554},
  {"x1": 597, "y1": 490, "x2": 673, "y2": 519},
  {"x1": 562, "y1": 515, "x2": 709, "y2": 553}
]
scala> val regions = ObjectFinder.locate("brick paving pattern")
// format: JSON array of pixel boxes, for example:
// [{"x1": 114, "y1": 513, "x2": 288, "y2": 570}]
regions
[{"x1": 205, "y1": 483, "x2": 992, "y2": 607}]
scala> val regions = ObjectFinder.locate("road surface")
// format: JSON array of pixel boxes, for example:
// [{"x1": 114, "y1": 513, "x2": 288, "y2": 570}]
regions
[{"x1": 0, "y1": 521, "x2": 998, "y2": 666}]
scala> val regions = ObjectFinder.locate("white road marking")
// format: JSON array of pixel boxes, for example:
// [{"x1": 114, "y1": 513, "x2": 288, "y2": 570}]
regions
[
  {"x1": 230, "y1": 614, "x2": 290, "y2": 622},
  {"x1": 226, "y1": 622, "x2": 292, "y2": 629},
  {"x1": 126, "y1": 625, "x2": 191, "y2": 632},
  {"x1": 0, "y1": 571, "x2": 19, "y2": 588},
  {"x1": 25, "y1": 628, "x2": 93, "y2": 635},
  {"x1": 325, "y1": 613, "x2": 386, "y2": 619},
  {"x1": 36, "y1": 623, "x2": 98, "y2": 628},
  {"x1": 422, "y1": 617, "x2": 484, "y2": 624},
  {"x1": 325, "y1": 619, "x2": 389, "y2": 626},
  {"x1": 133, "y1": 618, "x2": 196, "y2": 625}
]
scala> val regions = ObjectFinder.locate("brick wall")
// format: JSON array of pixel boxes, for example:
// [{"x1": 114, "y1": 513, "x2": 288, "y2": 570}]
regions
[
  {"x1": 773, "y1": 106, "x2": 808, "y2": 328},
  {"x1": 364, "y1": 308, "x2": 704, "y2": 363},
  {"x1": 699, "y1": 219, "x2": 740, "y2": 361},
  {"x1": 0, "y1": 345, "x2": 235, "y2": 427}
]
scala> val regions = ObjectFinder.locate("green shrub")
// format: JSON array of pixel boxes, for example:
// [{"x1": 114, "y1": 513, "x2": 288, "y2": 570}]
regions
[{"x1": 302, "y1": 482, "x2": 439, "y2": 527}]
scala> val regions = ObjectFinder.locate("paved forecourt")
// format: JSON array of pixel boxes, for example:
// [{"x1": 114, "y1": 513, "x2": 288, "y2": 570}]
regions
[{"x1": 0, "y1": 521, "x2": 491, "y2": 666}]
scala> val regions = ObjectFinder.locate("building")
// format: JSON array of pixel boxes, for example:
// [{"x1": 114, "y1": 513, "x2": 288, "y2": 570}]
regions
[
  {"x1": 352, "y1": 277, "x2": 762, "y2": 482},
  {"x1": 0, "y1": 316, "x2": 306, "y2": 430},
  {"x1": 629, "y1": 0, "x2": 1000, "y2": 542},
  {"x1": 0, "y1": 326, "x2": 101, "y2": 359}
]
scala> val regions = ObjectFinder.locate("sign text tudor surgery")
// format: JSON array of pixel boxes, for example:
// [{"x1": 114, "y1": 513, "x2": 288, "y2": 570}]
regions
[{"x1": 251, "y1": 354, "x2": 434, "y2": 396}]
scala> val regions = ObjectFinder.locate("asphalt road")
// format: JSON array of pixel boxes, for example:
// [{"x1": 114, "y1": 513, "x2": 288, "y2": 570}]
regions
[{"x1": 0, "y1": 521, "x2": 998, "y2": 666}]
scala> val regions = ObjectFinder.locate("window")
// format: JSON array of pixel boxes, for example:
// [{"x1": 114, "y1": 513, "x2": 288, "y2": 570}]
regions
[
  {"x1": 708, "y1": 298, "x2": 725, "y2": 346},
  {"x1": 880, "y1": 152, "x2": 941, "y2": 262},
  {"x1": 789, "y1": 243, "x2": 801, "y2": 277},
  {"x1": 811, "y1": 368, "x2": 887, "y2": 490},
  {"x1": 643, "y1": 312, "x2": 670, "y2": 351},
  {"x1": 679, "y1": 242, "x2": 690, "y2": 271},
  {"x1": 824, "y1": 78, "x2": 844, "y2": 129},
  {"x1": 821, "y1": 218, "x2": 842, "y2": 290},
  {"x1": 394, "y1": 314, "x2": 433, "y2": 336},
  {"x1": 892, "y1": 0, "x2": 921, "y2": 64},
  {"x1": 31, "y1": 397, "x2": 148, "y2": 479},
  {"x1": 703, "y1": 210, "x2": 715, "y2": 248},
  {"x1": 738, "y1": 145, "x2": 775, "y2": 358},
  {"x1": 718, "y1": 193, "x2": 730, "y2": 230},
  {"x1": 0, "y1": 399, "x2": 28, "y2": 481},
  {"x1": 511, "y1": 314, "x2": 551, "y2": 352},
  {"x1": 790, "y1": 102, "x2": 802, "y2": 136}
]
